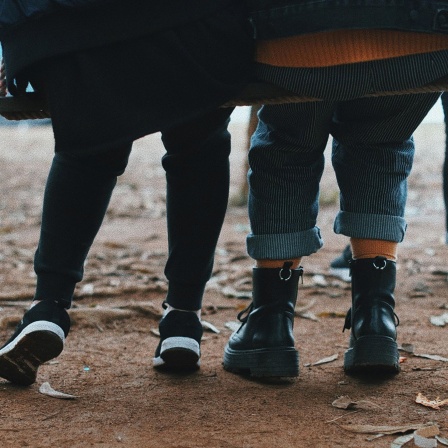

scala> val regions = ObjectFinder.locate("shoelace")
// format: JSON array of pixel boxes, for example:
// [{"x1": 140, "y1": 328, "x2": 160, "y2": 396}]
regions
[
  {"x1": 237, "y1": 264, "x2": 303, "y2": 324},
  {"x1": 237, "y1": 302, "x2": 254, "y2": 324}
]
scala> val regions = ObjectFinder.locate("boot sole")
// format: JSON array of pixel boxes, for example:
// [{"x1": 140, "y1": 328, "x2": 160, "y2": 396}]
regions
[
  {"x1": 344, "y1": 335, "x2": 400, "y2": 374},
  {"x1": 223, "y1": 345, "x2": 299, "y2": 377},
  {"x1": 153, "y1": 337, "x2": 200, "y2": 371},
  {"x1": 0, "y1": 321, "x2": 65, "y2": 386}
]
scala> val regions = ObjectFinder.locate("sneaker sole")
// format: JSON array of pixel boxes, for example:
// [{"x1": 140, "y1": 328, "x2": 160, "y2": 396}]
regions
[
  {"x1": 153, "y1": 337, "x2": 200, "y2": 371},
  {"x1": 344, "y1": 335, "x2": 400, "y2": 374},
  {"x1": 0, "y1": 321, "x2": 65, "y2": 386},
  {"x1": 223, "y1": 345, "x2": 299, "y2": 377},
  {"x1": 329, "y1": 267, "x2": 351, "y2": 282}
]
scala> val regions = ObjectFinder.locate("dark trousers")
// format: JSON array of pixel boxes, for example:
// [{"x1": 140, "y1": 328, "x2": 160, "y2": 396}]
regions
[{"x1": 34, "y1": 107, "x2": 233, "y2": 310}]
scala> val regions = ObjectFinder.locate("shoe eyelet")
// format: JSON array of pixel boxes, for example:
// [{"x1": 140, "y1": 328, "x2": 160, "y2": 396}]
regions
[
  {"x1": 373, "y1": 258, "x2": 387, "y2": 270},
  {"x1": 279, "y1": 267, "x2": 292, "y2": 281}
]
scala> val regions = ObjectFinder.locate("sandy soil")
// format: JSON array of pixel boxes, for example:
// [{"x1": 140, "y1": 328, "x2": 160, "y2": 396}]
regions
[{"x1": 0, "y1": 118, "x2": 447, "y2": 448}]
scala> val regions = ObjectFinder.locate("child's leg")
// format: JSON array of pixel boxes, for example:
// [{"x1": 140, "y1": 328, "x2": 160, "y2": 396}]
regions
[
  {"x1": 0, "y1": 144, "x2": 132, "y2": 385},
  {"x1": 332, "y1": 93, "x2": 441, "y2": 373},
  {"x1": 34, "y1": 145, "x2": 133, "y2": 308},
  {"x1": 153, "y1": 108, "x2": 233, "y2": 370}
]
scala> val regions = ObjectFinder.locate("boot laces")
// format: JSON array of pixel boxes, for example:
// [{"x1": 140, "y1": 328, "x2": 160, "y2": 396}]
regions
[
  {"x1": 237, "y1": 302, "x2": 254, "y2": 323},
  {"x1": 237, "y1": 300, "x2": 293, "y2": 324}
]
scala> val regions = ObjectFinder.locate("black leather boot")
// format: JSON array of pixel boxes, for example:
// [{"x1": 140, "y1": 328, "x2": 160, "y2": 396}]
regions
[
  {"x1": 223, "y1": 262, "x2": 303, "y2": 377},
  {"x1": 343, "y1": 256, "x2": 400, "y2": 374}
]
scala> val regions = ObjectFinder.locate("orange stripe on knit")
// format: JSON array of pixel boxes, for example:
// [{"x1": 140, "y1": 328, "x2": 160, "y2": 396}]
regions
[
  {"x1": 255, "y1": 29, "x2": 448, "y2": 67},
  {"x1": 350, "y1": 238, "x2": 397, "y2": 261}
]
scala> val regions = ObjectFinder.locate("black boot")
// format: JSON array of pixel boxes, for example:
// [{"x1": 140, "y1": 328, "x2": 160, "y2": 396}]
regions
[
  {"x1": 223, "y1": 262, "x2": 303, "y2": 377},
  {"x1": 343, "y1": 256, "x2": 400, "y2": 374}
]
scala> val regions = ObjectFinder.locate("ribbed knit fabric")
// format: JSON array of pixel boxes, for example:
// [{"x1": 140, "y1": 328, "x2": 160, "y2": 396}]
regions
[
  {"x1": 247, "y1": 30, "x2": 448, "y2": 261},
  {"x1": 256, "y1": 29, "x2": 448, "y2": 67},
  {"x1": 350, "y1": 238, "x2": 398, "y2": 261}
]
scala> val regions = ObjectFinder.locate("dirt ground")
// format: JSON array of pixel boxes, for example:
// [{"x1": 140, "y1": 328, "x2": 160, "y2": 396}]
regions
[{"x1": 0, "y1": 116, "x2": 448, "y2": 448}]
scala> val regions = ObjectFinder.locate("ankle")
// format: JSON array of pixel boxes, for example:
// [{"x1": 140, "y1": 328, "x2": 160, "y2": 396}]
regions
[{"x1": 350, "y1": 238, "x2": 397, "y2": 261}]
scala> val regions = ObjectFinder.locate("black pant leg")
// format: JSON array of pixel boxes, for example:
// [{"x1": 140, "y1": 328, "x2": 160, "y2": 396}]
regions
[
  {"x1": 161, "y1": 108, "x2": 233, "y2": 310},
  {"x1": 34, "y1": 145, "x2": 132, "y2": 308}
]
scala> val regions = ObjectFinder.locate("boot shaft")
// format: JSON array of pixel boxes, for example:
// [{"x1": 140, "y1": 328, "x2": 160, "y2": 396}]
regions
[
  {"x1": 229, "y1": 262, "x2": 303, "y2": 352},
  {"x1": 350, "y1": 257, "x2": 396, "y2": 309},
  {"x1": 252, "y1": 262, "x2": 303, "y2": 309},
  {"x1": 343, "y1": 257, "x2": 400, "y2": 373},
  {"x1": 348, "y1": 256, "x2": 397, "y2": 339}
]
